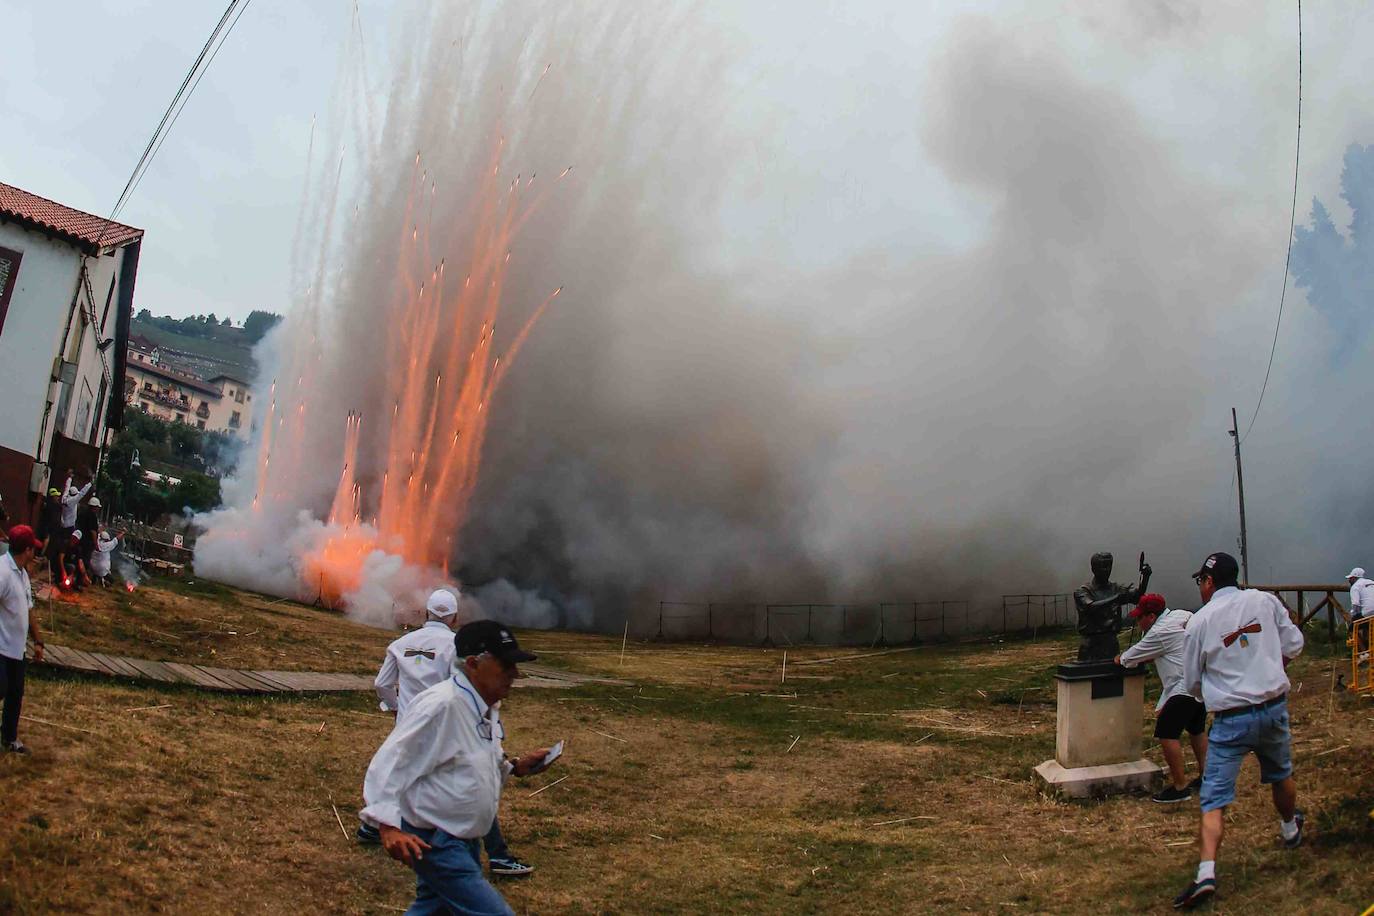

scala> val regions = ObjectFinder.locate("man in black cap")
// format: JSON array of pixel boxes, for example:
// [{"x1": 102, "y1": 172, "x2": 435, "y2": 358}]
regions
[
  {"x1": 1170, "y1": 552, "x2": 1305, "y2": 910},
  {"x1": 361, "y1": 620, "x2": 558, "y2": 915}
]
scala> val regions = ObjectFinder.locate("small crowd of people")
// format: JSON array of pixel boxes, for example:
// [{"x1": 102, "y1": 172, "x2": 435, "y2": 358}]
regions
[
  {"x1": 0, "y1": 469, "x2": 124, "y2": 756},
  {"x1": 1113, "y1": 551, "x2": 1327, "y2": 910},
  {"x1": 33, "y1": 469, "x2": 123, "y2": 592},
  {"x1": 359, "y1": 589, "x2": 555, "y2": 915}
]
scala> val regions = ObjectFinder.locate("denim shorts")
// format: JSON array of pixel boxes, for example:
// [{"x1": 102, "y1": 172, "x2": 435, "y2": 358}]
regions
[{"x1": 1198, "y1": 697, "x2": 1292, "y2": 813}]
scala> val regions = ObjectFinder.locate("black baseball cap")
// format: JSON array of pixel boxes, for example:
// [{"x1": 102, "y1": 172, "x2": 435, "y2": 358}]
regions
[
  {"x1": 1192, "y1": 552, "x2": 1240, "y2": 582},
  {"x1": 455, "y1": 620, "x2": 537, "y2": 664}
]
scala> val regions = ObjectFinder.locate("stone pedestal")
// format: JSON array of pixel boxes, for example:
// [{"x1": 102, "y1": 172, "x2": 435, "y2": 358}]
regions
[{"x1": 1034, "y1": 661, "x2": 1162, "y2": 798}]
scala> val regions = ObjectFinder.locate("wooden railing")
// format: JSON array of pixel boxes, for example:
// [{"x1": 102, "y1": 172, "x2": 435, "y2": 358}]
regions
[{"x1": 1246, "y1": 584, "x2": 1349, "y2": 642}]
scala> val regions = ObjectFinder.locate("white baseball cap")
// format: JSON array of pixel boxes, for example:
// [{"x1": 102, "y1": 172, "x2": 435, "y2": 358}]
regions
[
  {"x1": 1347, "y1": 567, "x2": 1365, "y2": 579},
  {"x1": 88, "y1": 497, "x2": 102, "y2": 509},
  {"x1": 426, "y1": 588, "x2": 460, "y2": 618}
]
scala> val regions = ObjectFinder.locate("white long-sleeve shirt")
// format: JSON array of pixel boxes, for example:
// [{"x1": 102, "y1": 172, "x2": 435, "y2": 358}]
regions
[
  {"x1": 374, "y1": 620, "x2": 457, "y2": 714},
  {"x1": 1119, "y1": 608, "x2": 1193, "y2": 711},
  {"x1": 1349, "y1": 578, "x2": 1374, "y2": 619},
  {"x1": 1183, "y1": 586, "x2": 1304, "y2": 712},
  {"x1": 59, "y1": 477, "x2": 92, "y2": 528},
  {"x1": 90, "y1": 532, "x2": 119, "y2": 578},
  {"x1": 360, "y1": 671, "x2": 511, "y2": 839},
  {"x1": 0, "y1": 553, "x2": 34, "y2": 661}
]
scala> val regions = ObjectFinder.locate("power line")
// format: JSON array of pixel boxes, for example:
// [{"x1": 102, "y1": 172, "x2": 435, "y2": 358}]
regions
[
  {"x1": 101, "y1": 0, "x2": 251, "y2": 234},
  {"x1": 121, "y1": 0, "x2": 256, "y2": 216},
  {"x1": 1241, "y1": 0, "x2": 1303, "y2": 444}
]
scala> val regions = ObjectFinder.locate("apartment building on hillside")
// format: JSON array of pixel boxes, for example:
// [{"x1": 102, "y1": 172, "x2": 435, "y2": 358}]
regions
[{"x1": 123, "y1": 349, "x2": 254, "y2": 440}]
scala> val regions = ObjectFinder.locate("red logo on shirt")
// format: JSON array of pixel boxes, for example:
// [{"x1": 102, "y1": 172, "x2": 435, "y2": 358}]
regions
[{"x1": 1222, "y1": 621, "x2": 1262, "y2": 648}]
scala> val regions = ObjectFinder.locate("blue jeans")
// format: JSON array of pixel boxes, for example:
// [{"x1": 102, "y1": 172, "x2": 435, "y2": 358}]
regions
[
  {"x1": 401, "y1": 822, "x2": 514, "y2": 916},
  {"x1": 1199, "y1": 697, "x2": 1293, "y2": 813},
  {"x1": 364, "y1": 817, "x2": 509, "y2": 861}
]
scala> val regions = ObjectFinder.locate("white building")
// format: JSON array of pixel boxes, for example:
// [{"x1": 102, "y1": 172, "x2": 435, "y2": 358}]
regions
[
  {"x1": 123, "y1": 351, "x2": 254, "y2": 440},
  {"x1": 0, "y1": 180, "x2": 144, "y2": 521}
]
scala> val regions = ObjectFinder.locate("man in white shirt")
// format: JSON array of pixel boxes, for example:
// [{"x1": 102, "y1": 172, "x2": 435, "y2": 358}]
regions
[
  {"x1": 1346, "y1": 567, "x2": 1372, "y2": 654},
  {"x1": 362, "y1": 620, "x2": 555, "y2": 916},
  {"x1": 1172, "y1": 552, "x2": 1305, "y2": 910},
  {"x1": 373, "y1": 589, "x2": 464, "y2": 716},
  {"x1": 58, "y1": 469, "x2": 93, "y2": 531},
  {"x1": 1115, "y1": 593, "x2": 1208, "y2": 804},
  {"x1": 0, "y1": 526, "x2": 46, "y2": 754},
  {"x1": 361, "y1": 590, "x2": 536, "y2": 877}
]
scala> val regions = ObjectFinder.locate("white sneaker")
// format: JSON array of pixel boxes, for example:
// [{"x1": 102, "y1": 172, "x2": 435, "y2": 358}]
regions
[{"x1": 4, "y1": 740, "x2": 29, "y2": 754}]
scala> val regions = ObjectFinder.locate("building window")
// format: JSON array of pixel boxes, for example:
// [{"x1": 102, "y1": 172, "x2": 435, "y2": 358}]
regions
[
  {"x1": 0, "y1": 246, "x2": 23, "y2": 335},
  {"x1": 229, "y1": 410, "x2": 242, "y2": 428},
  {"x1": 197, "y1": 419, "x2": 206, "y2": 430},
  {"x1": 175, "y1": 414, "x2": 186, "y2": 424}
]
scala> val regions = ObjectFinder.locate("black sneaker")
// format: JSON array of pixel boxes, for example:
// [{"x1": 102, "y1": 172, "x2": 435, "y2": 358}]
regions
[
  {"x1": 1281, "y1": 810, "x2": 1305, "y2": 849},
  {"x1": 1153, "y1": 785, "x2": 1192, "y2": 804},
  {"x1": 1172, "y1": 877, "x2": 1216, "y2": 909},
  {"x1": 489, "y1": 855, "x2": 535, "y2": 877},
  {"x1": 356, "y1": 823, "x2": 381, "y2": 845}
]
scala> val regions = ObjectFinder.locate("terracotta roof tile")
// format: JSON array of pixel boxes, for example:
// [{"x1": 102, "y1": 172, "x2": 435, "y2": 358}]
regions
[{"x1": 0, "y1": 180, "x2": 144, "y2": 251}]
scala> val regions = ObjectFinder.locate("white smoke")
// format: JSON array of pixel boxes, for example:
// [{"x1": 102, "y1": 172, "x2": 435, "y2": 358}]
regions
[{"x1": 194, "y1": 0, "x2": 1374, "y2": 632}]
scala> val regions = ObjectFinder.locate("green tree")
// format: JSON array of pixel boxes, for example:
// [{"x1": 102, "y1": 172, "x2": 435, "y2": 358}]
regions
[
  {"x1": 243, "y1": 310, "x2": 284, "y2": 343},
  {"x1": 171, "y1": 472, "x2": 221, "y2": 513}
]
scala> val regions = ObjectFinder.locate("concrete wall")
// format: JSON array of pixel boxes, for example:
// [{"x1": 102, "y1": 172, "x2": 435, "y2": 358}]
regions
[
  {"x1": 0, "y1": 221, "x2": 78, "y2": 463},
  {"x1": 0, "y1": 221, "x2": 130, "y2": 488}
]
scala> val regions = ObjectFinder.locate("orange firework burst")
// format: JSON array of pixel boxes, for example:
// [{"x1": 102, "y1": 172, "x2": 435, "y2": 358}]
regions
[{"x1": 251, "y1": 137, "x2": 564, "y2": 607}]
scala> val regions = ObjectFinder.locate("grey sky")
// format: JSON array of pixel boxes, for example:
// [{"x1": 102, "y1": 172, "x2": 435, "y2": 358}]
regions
[{"x1": 4, "y1": 2, "x2": 1365, "y2": 323}]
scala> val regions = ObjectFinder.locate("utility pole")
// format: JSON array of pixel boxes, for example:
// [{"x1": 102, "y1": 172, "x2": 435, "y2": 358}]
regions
[{"x1": 1229, "y1": 408, "x2": 1250, "y2": 584}]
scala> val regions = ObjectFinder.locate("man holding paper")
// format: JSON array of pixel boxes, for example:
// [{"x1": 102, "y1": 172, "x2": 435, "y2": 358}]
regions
[
  {"x1": 362, "y1": 591, "x2": 536, "y2": 878},
  {"x1": 362, "y1": 620, "x2": 558, "y2": 915}
]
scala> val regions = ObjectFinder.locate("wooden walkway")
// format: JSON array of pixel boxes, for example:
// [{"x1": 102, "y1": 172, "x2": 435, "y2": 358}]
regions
[{"x1": 38, "y1": 645, "x2": 624, "y2": 695}]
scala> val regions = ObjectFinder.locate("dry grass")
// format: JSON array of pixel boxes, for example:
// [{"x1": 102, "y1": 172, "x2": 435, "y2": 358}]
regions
[
  {"x1": 1, "y1": 620, "x2": 1370, "y2": 914},
  {"x1": 33, "y1": 578, "x2": 394, "y2": 674}
]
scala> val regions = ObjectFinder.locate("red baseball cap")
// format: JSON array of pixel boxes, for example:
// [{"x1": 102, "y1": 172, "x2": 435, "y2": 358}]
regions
[
  {"x1": 1129, "y1": 593, "x2": 1166, "y2": 619},
  {"x1": 7, "y1": 525, "x2": 38, "y2": 555}
]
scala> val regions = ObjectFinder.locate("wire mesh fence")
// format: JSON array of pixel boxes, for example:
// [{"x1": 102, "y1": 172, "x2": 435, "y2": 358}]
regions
[{"x1": 645, "y1": 595, "x2": 1068, "y2": 646}]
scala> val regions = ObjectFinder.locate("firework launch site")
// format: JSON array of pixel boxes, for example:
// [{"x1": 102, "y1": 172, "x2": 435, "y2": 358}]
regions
[{"x1": 5, "y1": 0, "x2": 1374, "y2": 912}]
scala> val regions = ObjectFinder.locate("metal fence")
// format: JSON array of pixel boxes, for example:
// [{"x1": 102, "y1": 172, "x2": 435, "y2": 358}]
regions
[
  {"x1": 999, "y1": 594, "x2": 1072, "y2": 634},
  {"x1": 648, "y1": 596, "x2": 1067, "y2": 646}
]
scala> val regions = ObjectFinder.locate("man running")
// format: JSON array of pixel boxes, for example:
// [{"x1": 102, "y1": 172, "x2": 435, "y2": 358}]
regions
[
  {"x1": 362, "y1": 620, "x2": 556, "y2": 915},
  {"x1": 362, "y1": 591, "x2": 536, "y2": 877},
  {"x1": 1172, "y1": 552, "x2": 1305, "y2": 909}
]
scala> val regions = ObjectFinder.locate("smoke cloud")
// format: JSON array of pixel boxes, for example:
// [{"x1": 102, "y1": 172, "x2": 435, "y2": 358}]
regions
[{"x1": 195, "y1": 0, "x2": 1374, "y2": 632}]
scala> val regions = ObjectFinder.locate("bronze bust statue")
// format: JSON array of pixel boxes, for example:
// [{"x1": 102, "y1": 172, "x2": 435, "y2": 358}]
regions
[{"x1": 1072, "y1": 552, "x2": 1151, "y2": 662}]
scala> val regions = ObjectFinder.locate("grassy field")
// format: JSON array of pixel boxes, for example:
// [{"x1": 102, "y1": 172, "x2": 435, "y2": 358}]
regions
[{"x1": 2, "y1": 582, "x2": 1371, "y2": 913}]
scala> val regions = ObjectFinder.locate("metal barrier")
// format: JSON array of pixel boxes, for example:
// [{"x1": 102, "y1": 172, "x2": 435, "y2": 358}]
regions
[
  {"x1": 1350, "y1": 616, "x2": 1372, "y2": 696},
  {"x1": 654, "y1": 598, "x2": 979, "y2": 646},
  {"x1": 999, "y1": 594, "x2": 1071, "y2": 634}
]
